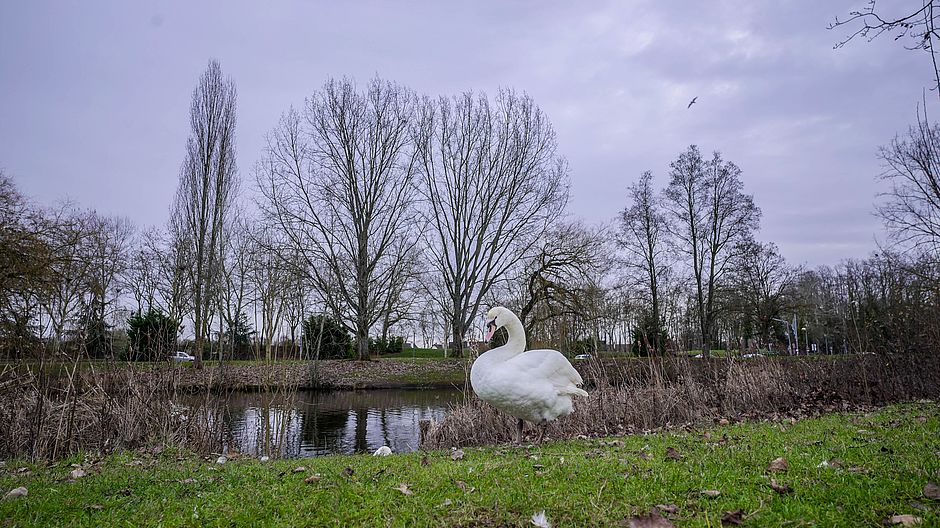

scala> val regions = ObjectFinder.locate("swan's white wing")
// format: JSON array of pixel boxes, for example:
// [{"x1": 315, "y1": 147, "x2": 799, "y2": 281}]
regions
[{"x1": 505, "y1": 348, "x2": 584, "y2": 392}]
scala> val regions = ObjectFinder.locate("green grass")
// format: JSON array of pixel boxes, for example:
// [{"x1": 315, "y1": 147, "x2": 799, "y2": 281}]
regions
[
  {"x1": 2, "y1": 404, "x2": 938, "y2": 526},
  {"x1": 380, "y1": 347, "x2": 449, "y2": 359}
]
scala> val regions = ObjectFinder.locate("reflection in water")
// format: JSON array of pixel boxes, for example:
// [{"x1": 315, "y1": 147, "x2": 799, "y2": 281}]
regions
[{"x1": 215, "y1": 389, "x2": 463, "y2": 458}]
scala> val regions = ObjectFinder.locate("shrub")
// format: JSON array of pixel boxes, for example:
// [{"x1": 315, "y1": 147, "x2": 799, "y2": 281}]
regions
[
  {"x1": 631, "y1": 314, "x2": 669, "y2": 356},
  {"x1": 126, "y1": 309, "x2": 180, "y2": 361},
  {"x1": 302, "y1": 315, "x2": 352, "y2": 359},
  {"x1": 370, "y1": 336, "x2": 405, "y2": 355},
  {"x1": 568, "y1": 337, "x2": 596, "y2": 356}
]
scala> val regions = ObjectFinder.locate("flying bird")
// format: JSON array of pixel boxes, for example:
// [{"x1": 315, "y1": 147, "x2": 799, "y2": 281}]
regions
[
  {"x1": 470, "y1": 307, "x2": 588, "y2": 444},
  {"x1": 687, "y1": 97, "x2": 698, "y2": 109}
]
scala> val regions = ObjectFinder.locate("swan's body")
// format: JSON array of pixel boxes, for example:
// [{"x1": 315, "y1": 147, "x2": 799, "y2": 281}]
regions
[{"x1": 470, "y1": 307, "x2": 588, "y2": 440}]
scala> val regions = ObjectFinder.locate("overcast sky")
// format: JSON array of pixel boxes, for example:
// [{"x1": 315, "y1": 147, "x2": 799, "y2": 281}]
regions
[{"x1": 0, "y1": 1, "x2": 932, "y2": 266}]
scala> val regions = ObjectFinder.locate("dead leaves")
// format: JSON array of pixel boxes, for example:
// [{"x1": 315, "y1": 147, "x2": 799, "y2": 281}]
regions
[
  {"x1": 3, "y1": 487, "x2": 27, "y2": 501},
  {"x1": 701, "y1": 489, "x2": 722, "y2": 498},
  {"x1": 395, "y1": 483, "x2": 413, "y2": 496},
  {"x1": 654, "y1": 504, "x2": 679, "y2": 515},
  {"x1": 69, "y1": 468, "x2": 87, "y2": 480},
  {"x1": 924, "y1": 482, "x2": 940, "y2": 501},
  {"x1": 720, "y1": 509, "x2": 744, "y2": 525},
  {"x1": 304, "y1": 474, "x2": 321, "y2": 484},
  {"x1": 623, "y1": 511, "x2": 675, "y2": 528},
  {"x1": 451, "y1": 449, "x2": 465, "y2": 461},
  {"x1": 886, "y1": 514, "x2": 922, "y2": 526},
  {"x1": 766, "y1": 457, "x2": 788, "y2": 472},
  {"x1": 769, "y1": 479, "x2": 793, "y2": 494},
  {"x1": 665, "y1": 447, "x2": 683, "y2": 461},
  {"x1": 292, "y1": 466, "x2": 306, "y2": 473},
  {"x1": 420, "y1": 456, "x2": 429, "y2": 467},
  {"x1": 818, "y1": 458, "x2": 844, "y2": 469},
  {"x1": 342, "y1": 467, "x2": 354, "y2": 477}
]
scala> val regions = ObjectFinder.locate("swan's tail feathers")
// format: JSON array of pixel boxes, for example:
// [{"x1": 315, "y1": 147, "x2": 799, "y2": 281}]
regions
[{"x1": 561, "y1": 386, "x2": 589, "y2": 398}]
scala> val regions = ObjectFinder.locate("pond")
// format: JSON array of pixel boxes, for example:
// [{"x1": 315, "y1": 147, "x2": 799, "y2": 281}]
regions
[{"x1": 213, "y1": 388, "x2": 464, "y2": 458}]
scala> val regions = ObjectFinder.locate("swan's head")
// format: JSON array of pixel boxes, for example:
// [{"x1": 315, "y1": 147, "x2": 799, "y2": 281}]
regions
[{"x1": 483, "y1": 306, "x2": 512, "y2": 342}]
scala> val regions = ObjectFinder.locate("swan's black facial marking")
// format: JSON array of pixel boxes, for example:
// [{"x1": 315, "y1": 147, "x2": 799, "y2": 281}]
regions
[{"x1": 486, "y1": 319, "x2": 497, "y2": 332}]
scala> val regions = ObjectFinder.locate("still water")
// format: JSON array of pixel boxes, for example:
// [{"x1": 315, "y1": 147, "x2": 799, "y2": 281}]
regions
[{"x1": 215, "y1": 389, "x2": 463, "y2": 458}]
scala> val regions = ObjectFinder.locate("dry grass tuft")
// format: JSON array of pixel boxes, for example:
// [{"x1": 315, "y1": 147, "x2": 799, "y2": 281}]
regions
[{"x1": 423, "y1": 354, "x2": 940, "y2": 448}]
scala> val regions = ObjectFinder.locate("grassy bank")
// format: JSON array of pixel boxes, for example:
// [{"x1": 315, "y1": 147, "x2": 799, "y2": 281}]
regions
[{"x1": 2, "y1": 404, "x2": 938, "y2": 527}]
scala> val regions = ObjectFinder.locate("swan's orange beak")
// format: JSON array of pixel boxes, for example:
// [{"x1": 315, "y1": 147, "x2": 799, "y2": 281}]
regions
[{"x1": 484, "y1": 320, "x2": 496, "y2": 342}]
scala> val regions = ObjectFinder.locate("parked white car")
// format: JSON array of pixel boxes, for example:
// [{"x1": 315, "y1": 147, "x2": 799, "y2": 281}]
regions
[
  {"x1": 574, "y1": 354, "x2": 593, "y2": 360},
  {"x1": 170, "y1": 351, "x2": 195, "y2": 362}
]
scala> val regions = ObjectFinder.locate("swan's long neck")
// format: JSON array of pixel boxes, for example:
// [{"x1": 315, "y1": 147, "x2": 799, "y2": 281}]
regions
[{"x1": 503, "y1": 312, "x2": 526, "y2": 354}]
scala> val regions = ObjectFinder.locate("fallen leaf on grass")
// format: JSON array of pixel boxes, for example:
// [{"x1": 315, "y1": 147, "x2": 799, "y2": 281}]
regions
[
  {"x1": 420, "y1": 456, "x2": 429, "y2": 466},
  {"x1": 455, "y1": 480, "x2": 469, "y2": 492},
  {"x1": 701, "y1": 489, "x2": 721, "y2": 498},
  {"x1": 848, "y1": 466, "x2": 869, "y2": 474},
  {"x1": 924, "y1": 482, "x2": 940, "y2": 501},
  {"x1": 179, "y1": 478, "x2": 197, "y2": 485},
  {"x1": 915, "y1": 415, "x2": 928, "y2": 423},
  {"x1": 343, "y1": 467, "x2": 355, "y2": 477},
  {"x1": 531, "y1": 510, "x2": 551, "y2": 527},
  {"x1": 438, "y1": 499, "x2": 453, "y2": 508},
  {"x1": 451, "y1": 449, "x2": 465, "y2": 461},
  {"x1": 665, "y1": 447, "x2": 683, "y2": 460},
  {"x1": 304, "y1": 474, "x2": 321, "y2": 484},
  {"x1": 887, "y1": 514, "x2": 922, "y2": 526},
  {"x1": 767, "y1": 457, "x2": 788, "y2": 472},
  {"x1": 292, "y1": 466, "x2": 306, "y2": 473},
  {"x1": 624, "y1": 511, "x2": 675, "y2": 527},
  {"x1": 86, "y1": 504, "x2": 104, "y2": 511},
  {"x1": 69, "y1": 468, "x2": 86, "y2": 480},
  {"x1": 654, "y1": 504, "x2": 679, "y2": 514},
  {"x1": 3, "y1": 487, "x2": 27, "y2": 500},
  {"x1": 721, "y1": 510, "x2": 744, "y2": 525},
  {"x1": 395, "y1": 483, "x2": 413, "y2": 496}
]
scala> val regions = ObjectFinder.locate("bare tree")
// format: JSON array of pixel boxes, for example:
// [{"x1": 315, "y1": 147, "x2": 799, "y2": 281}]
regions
[
  {"x1": 414, "y1": 89, "x2": 568, "y2": 357},
  {"x1": 663, "y1": 146, "x2": 760, "y2": 357},
  {"x1": 172, "y1": 59, "x2": 239, "y2": 367},
  {"x1": 39, "y1": 204, "x2": 96, "y2": 354},
  {"x1": 878, "y1": 112, "x2": 940, "y2": 256},
  {"x1": 728, "y1": 239, "x2": 802, "y2": 350},
  {"x1": 0, "y1": 173, "x2": 53, "y2": 356},
  {"x1": 81, "y1": 213, "x2": 133, "y2": 357},
  {"x1": 617, "y1": 171, "x2": 671, "y2": 354},
  {"x1": 280, "y1": 251, "x2": 309, "y2": 357},
  {"x1": 247, "y1": 224, "x2": 289, "y2": 361},
  {"x1": 217, "y1": 216, "x2": 251, "y2": 361},
  {"x1": 153, "y1": 221, "x2": 191, "y2": 331},
  {"x1": 515, "y1": 222, "x2": 610, "y2": 341},
  {"x1": 831, "y1": 1, "x2": 940, "y2": 99},
  {"x1": 257, "y1": 78, "x2": 420, "y2": 360},
  {"x1": 122, "y1": 227, "x2": 163, "y2": 315}
]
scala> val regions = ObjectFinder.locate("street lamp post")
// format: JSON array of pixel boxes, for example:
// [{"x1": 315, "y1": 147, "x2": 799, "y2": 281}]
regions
[{"x1": 801, "y1": 326, "x2": 808, "y2": 354}]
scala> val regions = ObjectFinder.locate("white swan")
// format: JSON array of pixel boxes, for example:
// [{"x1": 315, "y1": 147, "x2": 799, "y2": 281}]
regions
[{"x1": 470, "y1": 306, "x2": 588, "y2": 443}]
